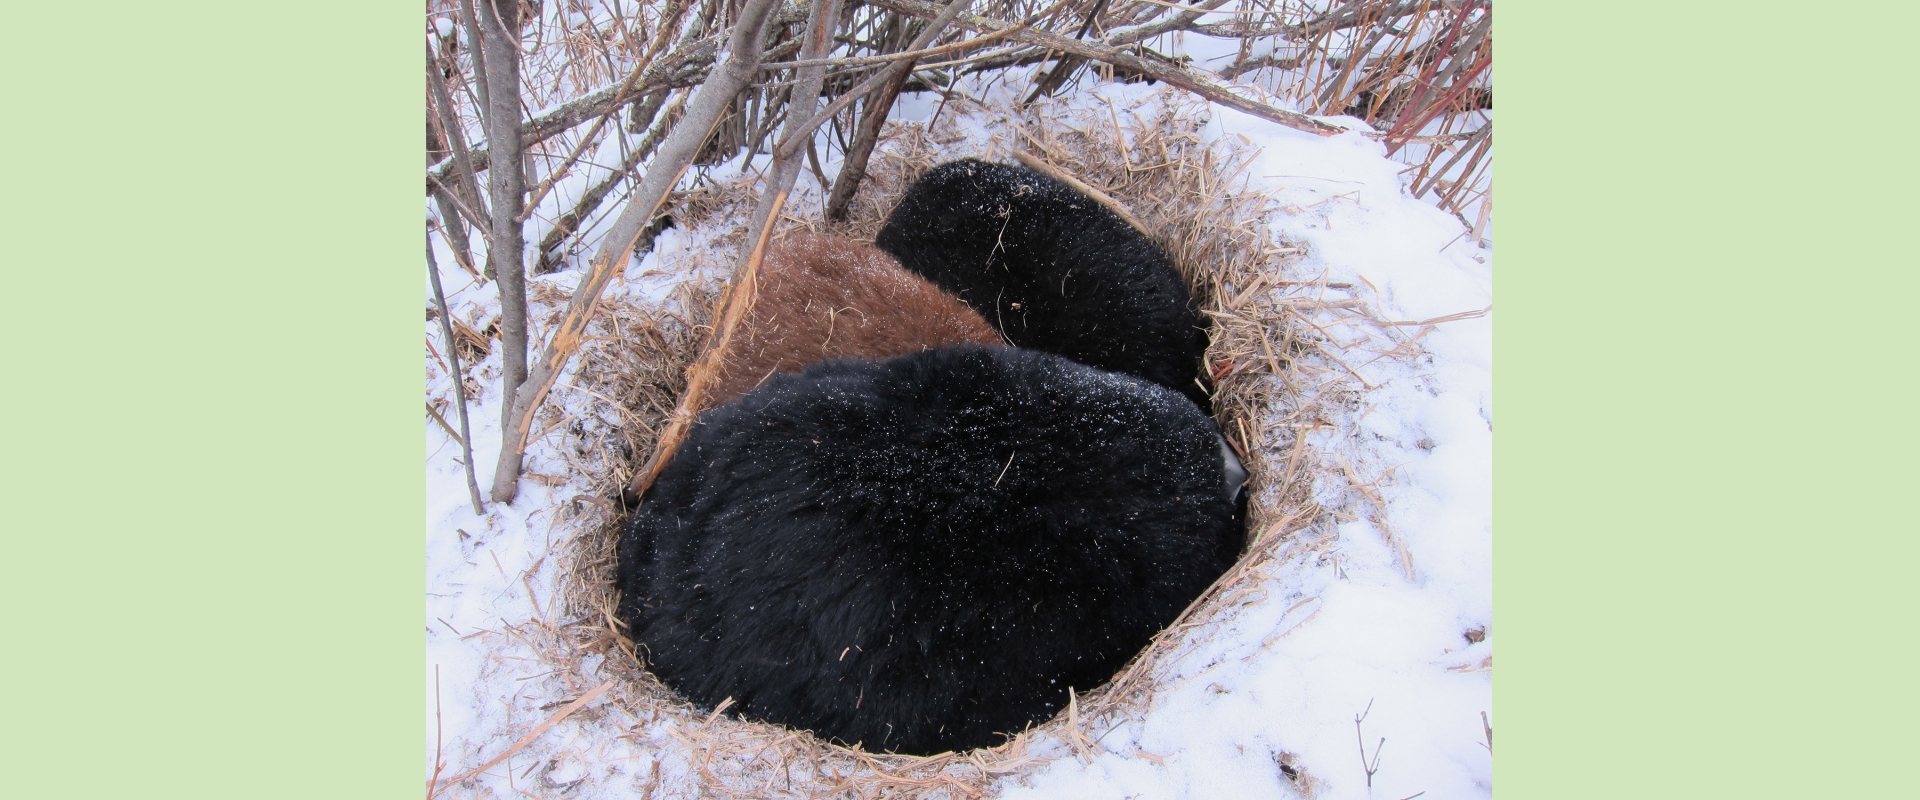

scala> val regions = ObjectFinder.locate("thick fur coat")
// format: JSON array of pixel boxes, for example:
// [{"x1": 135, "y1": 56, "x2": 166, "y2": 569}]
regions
[
  {"x1": 698, "y1": 232, "x2": 1003, "y2": 414},
  {"x1": 874, "y1": 159, "x2": 1213, "y2": 411},
  {"x1": 617, "y1": 346, "x2": 1242, "y2": 754}
]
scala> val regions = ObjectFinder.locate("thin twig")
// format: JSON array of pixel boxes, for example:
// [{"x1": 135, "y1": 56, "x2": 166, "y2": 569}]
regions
[
  {"x1": 492, "y1": 0, "x2": 785, "y2": 503},
  {"x1": 864, "y1": 0, "x2": 1345, "y2": 136},
  {"x1": 428, "y1": 224, "x2": 486, "y2": 515},
  {"x1": 1356, "y1": 698, "x2": 1384, "y2": 789}
]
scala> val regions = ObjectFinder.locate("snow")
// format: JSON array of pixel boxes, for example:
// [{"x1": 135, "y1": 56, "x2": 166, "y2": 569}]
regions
[{"x1": 427, "y1": 64, "x2": 1490, "y2": 798}]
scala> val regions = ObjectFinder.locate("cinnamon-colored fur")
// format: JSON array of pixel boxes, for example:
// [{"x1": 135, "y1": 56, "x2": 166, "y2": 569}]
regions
[{"x1": 698, "y1": 233, "x2": 1002, "y2": 414}]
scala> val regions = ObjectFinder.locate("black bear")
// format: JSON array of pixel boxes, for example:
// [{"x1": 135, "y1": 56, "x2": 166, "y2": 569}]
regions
[
  {"x1": 616, "y1": 345, "x2": 1242, "y2": 755},
  {"x1": 875, "y1": 159, "x2": 1213, "y2": 412},
  {"x1": 697, "y1": 232, "x2": 1003, "y2": 415}
]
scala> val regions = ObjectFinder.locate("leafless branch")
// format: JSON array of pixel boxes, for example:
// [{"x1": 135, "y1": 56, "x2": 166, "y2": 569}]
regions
[
  {"x1": 768, "y1": 21, "x2": 1028, "y2": 71},
  {"x1": 625, "y1": 0, "x2": 844, "y2": 500},
  {"x1": 491, "y1": 0, "x2": 787, "y2": 503},
  {"x1": 458, "y1": 0, "x2": 492, "y2": 131},
  {"x1": 773, "y1": 0, "x2": 1024, "y2": 163},
  {"x1": 426, "y1": 40, "x2": 488, "y2": 222},
  {"x1": 425, "y1": 32, "x2": 723, "y2": 194},
  {"x1": 478, "y1": 0, "x2": 530, "y2": 460},
  {"x1": 535, "y1": 90, "x2": 686, "y2": 274},
  {"x1": 1356, "y1": 698, "x2": 1384, "y2": 789},
  {"x1": 823, "y1": 54, "x2": 914, "y2": 221},
  {"x1": 427, "y1": 223, "x2": 486, "y2": 516},
  {"x1": 864, "y1": 0, "x2": 1344, "y2": 136}
]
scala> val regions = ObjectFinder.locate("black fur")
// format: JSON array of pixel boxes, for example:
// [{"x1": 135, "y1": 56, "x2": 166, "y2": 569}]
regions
[
  {"x1": 616, "y1": 346, "x2": 1242, "y2": 755},
  {"x1": 875, "y1": 158, "x2": 1213, "y2": 412}
]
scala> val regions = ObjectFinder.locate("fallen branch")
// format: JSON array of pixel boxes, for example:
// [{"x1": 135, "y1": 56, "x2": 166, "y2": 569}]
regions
[
  {"x1": 768, "y1": 21, "x2": 1027, "y2": 71},
  {"x1": 865, "y1": 0, "x2": 1345, "y2": 137}
]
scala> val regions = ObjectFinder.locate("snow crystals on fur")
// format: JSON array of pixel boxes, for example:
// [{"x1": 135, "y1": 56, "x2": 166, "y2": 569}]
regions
[
  {"x1": 616, "y1": 345, "x2": 1243, "y2": 755},
  {"x1": 875, "y1": 159, "x2": 1213, "y2": 412}
]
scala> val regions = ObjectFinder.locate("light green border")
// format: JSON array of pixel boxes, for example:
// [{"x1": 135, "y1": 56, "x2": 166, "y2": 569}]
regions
[
  {"x1": 12, "y1": 1, "x2": 1917, "y2": 797},
  {"x1": 1504, "y1": 2, "x2": 1917, "y2": 797},
  {"x1": 3, "y1": 2, "x2": 419, "y2": 796}
]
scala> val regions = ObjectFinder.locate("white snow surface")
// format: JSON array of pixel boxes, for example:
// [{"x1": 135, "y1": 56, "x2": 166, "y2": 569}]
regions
[{"x1": 427, "y1": 72, "x2": 1491, "y2": 798}]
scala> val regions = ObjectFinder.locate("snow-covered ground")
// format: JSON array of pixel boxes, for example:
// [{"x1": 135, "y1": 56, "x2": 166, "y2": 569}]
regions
[{"x1": 428, "y1": 71, "x2": 1490, "y2": 798}]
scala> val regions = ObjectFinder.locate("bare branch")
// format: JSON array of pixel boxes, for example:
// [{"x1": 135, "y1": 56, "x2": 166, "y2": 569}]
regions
[
  {"x1": 767, "y1": 22, "x2": 1027, "y2": 71},
  {"x1": 864, "y1": 0, "x2": 1345, "y2": 136},
  {"x1": 425, "y1": 40, "x2": 488, "y2": 224},
  {"x1": 1103, "y1": 0, "x2": 1231, "y2": 46},
  {"x1": 458, "y1": 0, "x2": 492, "y2": 131},
  {"x1": 824, "y1": 54, "x2": 914, "y2": 221},
  {"x1": 535, "y1": 90, "x2": 686, "y2": 274},
  {"x1": 426, "y1": 174, "x2": 495, "y2": 246},
  {"x1": 744, "y1": 0, "x2": 843, "y2": 243},
  {"x1": 477, "y1": 0, "x2": 530, "y2": 456},
  {"x1": 427, "y1": 223, "x2": 486, "y2": 516},
  {"x1": 627, "y1": 191, "x2": 787, "y2": 500},
  {"x1": 425, "y1": 32, "x2": 723, "y2": 194},
  {"x1": 491, "y1": 0, "x2": 787, "y2": 503},
  {"x1": 626, "y1": 0, "x2": 844, "y2": 501},
  {"x1": 772, "y1": 0, "x2": 1005, "y2": 163}
]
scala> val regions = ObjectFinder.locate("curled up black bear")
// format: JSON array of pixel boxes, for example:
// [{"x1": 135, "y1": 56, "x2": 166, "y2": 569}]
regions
[
  {"x1": 615, "y1": 345, "x2": 1244, "y2": 755},
  {"x1": 876, "y1": 158, "x2": 1214, "y2": 412}
]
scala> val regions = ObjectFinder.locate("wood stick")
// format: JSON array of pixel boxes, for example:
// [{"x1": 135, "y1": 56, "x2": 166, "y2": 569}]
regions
[
  {"x1": 425, "y1": 402, "x2": 463, "y2": 447},
  {"x1": 767, "y1": 23, "x2": 1029, "y2": 71},
  {"x1": 1376, "y1": 304, "x2": 1491, "y2": 328},
  {"x1": 457, "y1": 0, "x2": 492, "y2": 132}
]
